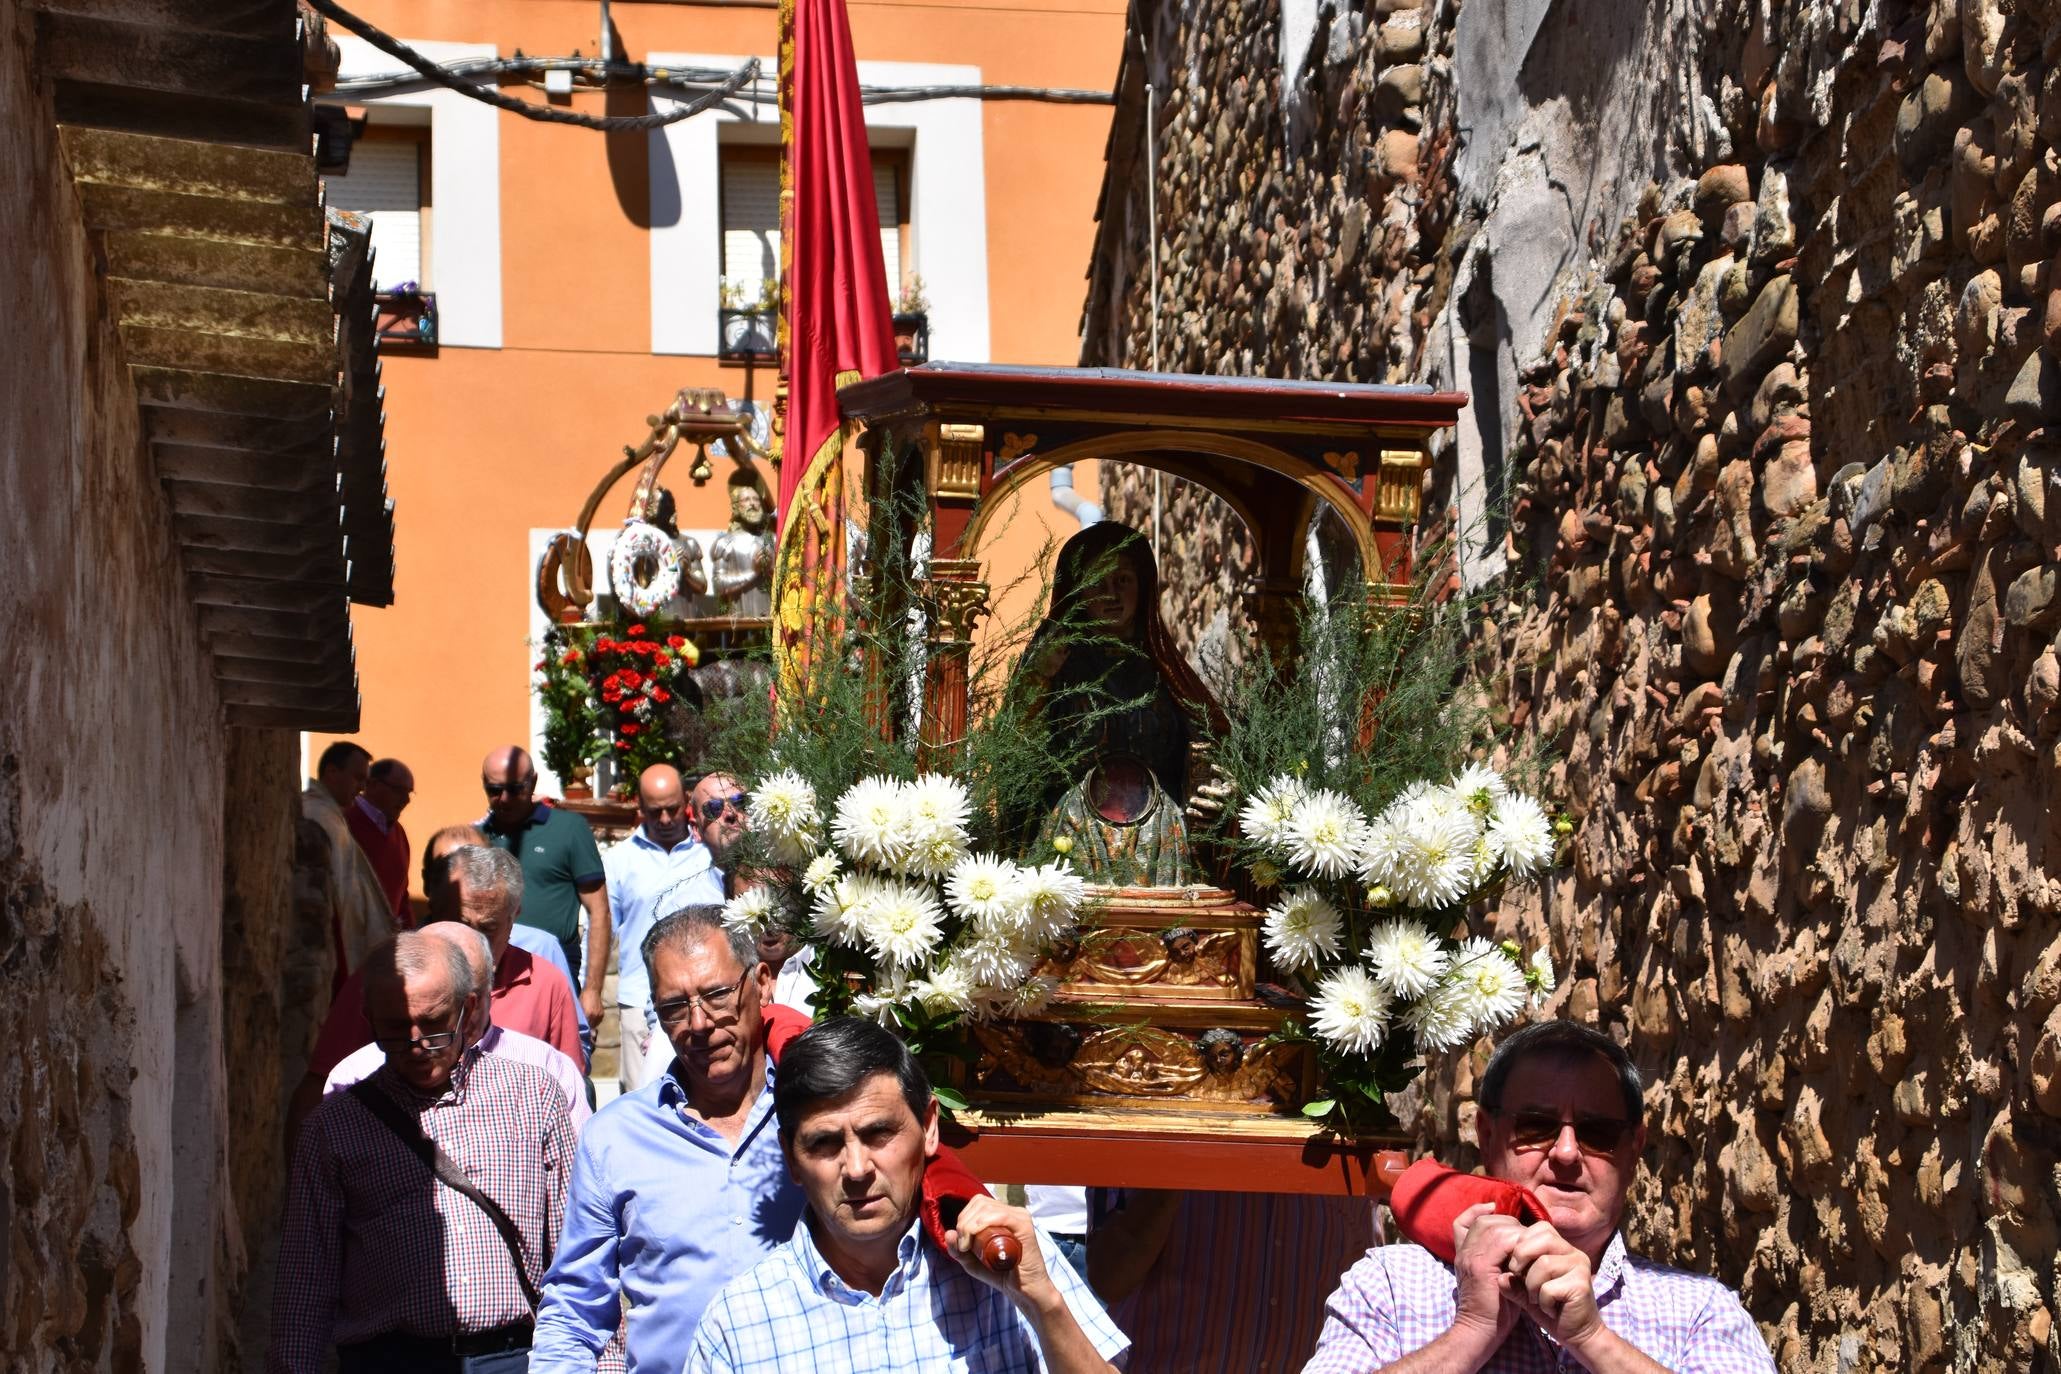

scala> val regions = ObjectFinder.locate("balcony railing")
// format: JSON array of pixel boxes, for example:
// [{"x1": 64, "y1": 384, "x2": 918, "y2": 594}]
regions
[{"x1": 374, "y1": 288, "x2": 437, "y2": 351}]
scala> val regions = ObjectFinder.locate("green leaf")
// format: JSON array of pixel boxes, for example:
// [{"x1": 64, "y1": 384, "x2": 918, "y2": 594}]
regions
[
  {"x1": 1301, "y1": 1098, "x2": 1337, "y2": 1118},
  {"x1": 932, "y1": 1085, "x2": 972, "y2": 1113}
]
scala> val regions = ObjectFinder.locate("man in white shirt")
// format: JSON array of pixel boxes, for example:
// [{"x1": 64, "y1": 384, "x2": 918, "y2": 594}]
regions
[{"x1": 606, "y1": 764, "x2": 725, "y2": 1091}]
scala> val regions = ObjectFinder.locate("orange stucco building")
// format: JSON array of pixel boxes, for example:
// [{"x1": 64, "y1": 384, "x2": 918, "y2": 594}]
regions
[{"x1": 311, "y1": 0, "x2": 1123, "y2": 859}]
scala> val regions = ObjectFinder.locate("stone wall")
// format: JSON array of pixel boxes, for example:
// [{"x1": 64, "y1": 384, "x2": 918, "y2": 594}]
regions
[
  {"x1": 1, "y1": 2, "x2": 311, "y2": 1368},
  {"x1": 1086, "y1": 0, "x2": 2061, "y2": 1367}
]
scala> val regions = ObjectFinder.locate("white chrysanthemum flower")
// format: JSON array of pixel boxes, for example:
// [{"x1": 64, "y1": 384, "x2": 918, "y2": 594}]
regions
[
  {"x1": 750, "y1": 770, "x2": 820, "y2": 838},
  {"x1": 802, "y1": 852, "x2": 842, "y2": 893},
  {"x1": 811, "y1": 874, "x2": 877, "y2": 948},
  {"x1": 1283, "y1": 789, "x2": 1367, "y2": 879},
  {"x1": 1402, "y1": 981, "x2": 1477, "y2": 1050},
  {"x1": 1019, "y1": 861, "x2": 1088, "y2": 939},
  {"x1": 1364, "y1": 919, "x2": 1450, "y2": 998},
  {"x1": 956, "y1": 933, "x2": 1037, "y2": 992},
  {"x1": 1528, "y1": 946, "x2": 1557, "y2": 1008},
  {"x1": 905, "y1": 772, "x2": 973, "y2": 841},
  {"x1": 1487, "y1": 792, "x2": 1555, "y2": 876},
  {"x1": 1449, "y1": 763, "x2": 1510, "y2": 812},
  {"x1": 997, "y1": 974, "x2": 1058, "y2": 1018},
  {"x1": 1239, "y1": 777, "x2": 1308, "y2": 849},
  {"x1": 1447, "y1": 938, "x2": 1529, "y2": 1033},
  {"x1": 1261, "y1": 886, "x2": 1345, "y2": 974},
  {"x1": 946, "y1": 853, "x2": 1024, "y2": 924},
  {"x1": 852, "y1": 970, "x2": 911, "y2": 1026},
  {"x1": 831, "y1": 776, "x2": 914, "y2": 870},
  {"x1": 903, "y1": 822, "x2": 972, "y2": 881},
  {"x1": 720, "y1": 884, "x2": 778, "y2": 935},
  {"x1": 860, "y1": 879, "x2": 946, "y2": 969},
  {"x1": 1309, "y1": 966, "x2": 1393, "y2": 1054},
  {"x1": 911, "y1": 963, "x2": 974, "y2": 1015},
  {"x1": 1380, "y1": 802, "x2": 1482, "y2": 908}
]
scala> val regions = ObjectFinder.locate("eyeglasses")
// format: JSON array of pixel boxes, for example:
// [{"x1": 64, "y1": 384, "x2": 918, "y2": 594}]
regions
[
  {"x1": 483, "y1": 779, "x2": 533, "y2": 797},
  {"x1": 653, "y1": 969, "x2": 752, "y2": 1026},
  {"x1": 1501, "y1": 1110, "x2": 1636, "y2": 1156},
  {"x1": 698, "y1": 792, "x2": 749, "y2": 822},
  {"x1": 372, "y1": 1017, "x2": 465, "y2": 1056}
]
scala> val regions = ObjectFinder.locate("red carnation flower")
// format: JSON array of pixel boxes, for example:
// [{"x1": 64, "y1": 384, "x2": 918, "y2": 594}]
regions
[
  {"x1": 667, "y1": 634, "x2": 686, "y2": 649},
  {"x1": 652, "y1": 687, "x2": 672, "y2": 704},
  {"x1": 627, "y1": 623, "x2": 648, "y2": 636},
  {"x1": 620, "y1": 723, "x2": 640, "y2": 737}
]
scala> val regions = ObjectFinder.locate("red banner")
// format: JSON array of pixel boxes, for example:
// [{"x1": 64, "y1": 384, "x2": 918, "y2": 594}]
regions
[{"x1": 777, "y1": 0, "x2": 899, "y2": 527}]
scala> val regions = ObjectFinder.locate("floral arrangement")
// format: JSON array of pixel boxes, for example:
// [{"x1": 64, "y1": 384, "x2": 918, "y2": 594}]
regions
[
  {"x1": 717, "y1": 768, "x2": 1091, "y2": 1070},
  {"x1": 532, "y1": 623, "x2": 703, "y2": 788},
  {"x1": 1238, "y1": 762, "x2": 1561, "y2": 1134}
]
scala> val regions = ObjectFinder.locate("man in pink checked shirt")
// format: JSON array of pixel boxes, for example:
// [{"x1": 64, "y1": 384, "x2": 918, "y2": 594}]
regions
[{"x1": 1303, "y1": 1021, "x2": 1775, "y2": 1374}]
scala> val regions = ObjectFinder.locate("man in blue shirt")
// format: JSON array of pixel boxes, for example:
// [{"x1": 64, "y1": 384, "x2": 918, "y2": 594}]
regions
[
  {"x1": 531, "y1": 906, "x2": 804, "y2": 1374},
  {"x1": 605, "y1": 764, "x2": 725, "y2": 1093},
  {"x1": 685, "y1": 1018, "x2": 1129, "y2": 1374}
]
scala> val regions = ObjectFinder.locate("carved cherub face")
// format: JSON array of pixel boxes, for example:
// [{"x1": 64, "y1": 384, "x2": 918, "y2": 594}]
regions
[{"x1": 1198, "y1": 1029, "x2": 1244, "y2": 1076}]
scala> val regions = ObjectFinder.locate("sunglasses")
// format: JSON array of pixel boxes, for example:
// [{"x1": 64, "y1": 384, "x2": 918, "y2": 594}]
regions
[
  {"x1": 1501, "y1": 1110, "x2": 1636, "y2": 1156},
  {"x1": 699, "y1": 792, "x2": 748, "y2": 822},
  {"x1": 483, "y1": 779, "x2": 533, "y2": 797}
]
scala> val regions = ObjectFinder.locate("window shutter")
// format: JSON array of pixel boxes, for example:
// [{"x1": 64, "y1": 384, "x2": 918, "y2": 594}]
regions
[
  {"x1": 873, "y1": 159, "x2": 901, "y2": 302},
  {"x1": 721, "y1": 157, "x2": 781, "y2": 302},
  {"x1": 326, "y1": 140, "x2": 422, "y2": 290}
]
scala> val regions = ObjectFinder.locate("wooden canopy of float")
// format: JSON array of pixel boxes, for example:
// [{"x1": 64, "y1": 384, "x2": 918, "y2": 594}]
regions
[{"x1": 837, "y1": 364, "x2": 1469, "y2": 1195}]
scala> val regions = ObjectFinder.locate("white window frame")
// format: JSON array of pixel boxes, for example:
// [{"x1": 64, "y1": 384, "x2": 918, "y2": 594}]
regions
[
  {"x1": 646, "y1": 55, "x2": 991, "y2": 363},
  {"x1": 330, "y1": 38, "x2": 504, "y2": 349}
]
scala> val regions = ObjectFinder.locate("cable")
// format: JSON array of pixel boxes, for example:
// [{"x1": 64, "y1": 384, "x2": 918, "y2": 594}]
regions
[{"x1": 306, "y1": 0, "x2": 758, "y2": 130}]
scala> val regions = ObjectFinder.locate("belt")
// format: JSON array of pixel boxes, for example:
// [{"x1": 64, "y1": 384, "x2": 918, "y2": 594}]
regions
[{"x1": 343, "y1": 1321, "x2": 533, "y2": 1359}]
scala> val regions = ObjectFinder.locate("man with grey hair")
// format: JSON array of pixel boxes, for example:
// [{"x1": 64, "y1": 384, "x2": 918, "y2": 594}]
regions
[
  {"x1": 531, "y1": 906, "x2": 807, "y2": 1374},
  {"x1": 1302, "y1": 1020, "x2": 1774, "y2": 1373},
  {"x1": 324, "y1": 922, "x2": 592, "y2": 1132},
  {"x1": 269, "y1": 930, "x2": 576, "y2": 1373}
]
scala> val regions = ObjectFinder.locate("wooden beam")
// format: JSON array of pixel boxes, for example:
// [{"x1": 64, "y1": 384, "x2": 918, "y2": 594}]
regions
[
  {"x1": 224, "y1": 701, "x2": 361, "y2": 733},
  {"x1": 155, "y1": 441, "x2": 334, "y2": 493},
  {"x1": 26, "y1": 0, "x2": 289, "y2": 41},
  {"x1": 175, "y1": 511, "x2": 339, "y2": 556},
  {"x1": 134, "y1": 365, "x2": 334, "y2": 420},
  {"x1": 196, "y1": 601, "x2": 339, "y2": 640},
  {"x1": 212, "y1": 653, "x2": 355, "y2": 688},
  {"x1": 106, "y1": 230, "x2": 329, "y2": 298},
  {"x1": 189, "y1": 572, "x2": 343, "y2": 613},
  {"x1": 39, "y1": 13, "x2": 302, "y2": 109},
  {"x1": 204, "y1": 628, "x2": 344, "y2": 665},
  {"x1": 166, "y1": 477, "x2": 335, "y2": 524},
  {"x1": 181, "y1": 544, "x2": 346, "y2": 584},
  {"x1": 120, "y1": 324, "x2": 335, "y2": 384},
  {"x1": 53, "y1": 79, "x2": 311, "y2": 152},
  {"x1": 146, "y1": 404, "x2": 333, "y2": 455},
  {"x1": 109, "y1": 278, "x2": 334, "y2": 346},
  {"x1": 75, "y1": 183, "x2": 323, "y2": 251},
  {"x1": 216, "y1": 676, "x2": 358, "y2": 711}
]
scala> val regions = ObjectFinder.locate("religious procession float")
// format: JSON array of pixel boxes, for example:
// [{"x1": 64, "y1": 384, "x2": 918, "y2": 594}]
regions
[{"x1": 529, "y1": 0, "x2": 1560, "y2": 1196}]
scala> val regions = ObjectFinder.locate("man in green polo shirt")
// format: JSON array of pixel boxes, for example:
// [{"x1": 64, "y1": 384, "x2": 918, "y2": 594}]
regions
[{"x1": 479, "y1": 745, "x2": 610, "y2": 1023}]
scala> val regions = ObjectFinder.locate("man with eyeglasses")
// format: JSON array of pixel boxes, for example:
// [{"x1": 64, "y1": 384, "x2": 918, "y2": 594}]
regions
[
  {"x1": 530, "y1": 905, "x2": 807, "y2": 1374},
  {"x1": 606, "y1": 764, "x2": 726, "y2": 1093},
  {"x1": 1302, "y1": 1020, "x2": 1774, "y2": 1373},
  {"x1": 480, "y1": 745, "x2": 611, "y2": 1026},
  {"x1": 270, "y1": 930, "x2": 576, "y2": 1374}
]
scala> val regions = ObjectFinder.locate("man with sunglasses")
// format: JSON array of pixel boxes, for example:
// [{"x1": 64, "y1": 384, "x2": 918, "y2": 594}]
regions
[
  {"x1": 1303, "y1": 1021, "x2": 1774, "y2": 1373},
  {"x1": 531, "y1": 906, "x2": 807, "y2": 1374},
  {"x1": 688, "y1": 772, "x2": 749, "y2": 874},
  {"x1": 479, "y1": 745, "x2": 611, "y2": 1026}
]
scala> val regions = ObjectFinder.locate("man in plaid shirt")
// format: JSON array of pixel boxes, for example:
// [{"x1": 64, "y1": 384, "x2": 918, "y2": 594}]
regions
[
  {"x1": 685, "y1": 1017, "x2": 1130, "y2": 1373},
  {"x1": 1303, "y1": 1022, "x2": 1775, "y2": 1373},
  {"x1": 268, "y1": 930, "x2": 576, "y2": 1374}
]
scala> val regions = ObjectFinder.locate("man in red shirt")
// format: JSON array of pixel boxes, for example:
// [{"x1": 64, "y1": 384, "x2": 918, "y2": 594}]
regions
[{"x1": 343, "y1": 757, "x2": 414, "y2": 925}]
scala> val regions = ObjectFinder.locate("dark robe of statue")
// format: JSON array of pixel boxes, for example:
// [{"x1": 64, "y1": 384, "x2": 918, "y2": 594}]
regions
[
  {"x1": 1009, "y1": 522, "x2": 1225, "y2": 858},
  {"x1": 1037, "y1": 753, "x2": 1193, "y2": 887}
]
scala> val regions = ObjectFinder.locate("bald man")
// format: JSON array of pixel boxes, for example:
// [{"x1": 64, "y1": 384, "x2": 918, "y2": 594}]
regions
[
  {"x1": 478, "y1": 745, "x2": 611, "y2": 1024},
  {"x1": 604, "y1": 763, "x2": 725, "y2": 1091},
  {"x1": 324, "y1": 922, "x2": 591, "y2": 1131}
]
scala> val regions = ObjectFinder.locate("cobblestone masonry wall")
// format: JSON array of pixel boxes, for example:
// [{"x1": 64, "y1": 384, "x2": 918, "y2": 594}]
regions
[
  {"x1": 1088, "y1": 0, "x2": 2061, "y2": 1367},
  {"x1": 2, "y1": 2, "x2": 311, "y2": 1368}
]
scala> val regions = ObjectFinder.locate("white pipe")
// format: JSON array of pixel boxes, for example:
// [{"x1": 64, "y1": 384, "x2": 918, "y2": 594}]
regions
[{"x1": 1049, "y1": 466, "x2": 1104, "y2": 526}]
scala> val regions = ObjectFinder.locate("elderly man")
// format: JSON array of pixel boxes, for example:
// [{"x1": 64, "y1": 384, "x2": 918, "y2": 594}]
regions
[
  {"x1": 685, "y1": 1017, "x2": 1128, "y2": 1374},
  {"x1": 268, "y1": 931, "x2": 575, "y2": 1374},
  {"x1": 531, "y1": 906, "x2": 804, "y2": 1374},
  {"x1": 1302, "y1": 1021, "x2": 1775, "y2": 1373},
  {"x1": 298, "y1": 740, "x2": 394, "y2": 988},
  {"x1": 606, "y1": 764, "x2": 725, "y2": 1092},
  {"x1": 304, "y1": 847, "x2": 586, "y2": 1086},
  {"x1": 481, "y1": 745, "x2": 610, "y2": 1023},
  {"x1": 326, "y1": 922, "x2": 591, "y2": 1132},
  {"x1": 346, "y1": 756, "x2": 415, "y2": 924}
]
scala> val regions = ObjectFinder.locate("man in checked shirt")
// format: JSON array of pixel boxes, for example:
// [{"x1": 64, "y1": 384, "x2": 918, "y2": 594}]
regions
[
  {"x1": 1302, "y1": 1021, "x2": 1775, "y2": 1373},
  {"x1": 268, "y1": 929, "x2": 576, "y2": 1374}
]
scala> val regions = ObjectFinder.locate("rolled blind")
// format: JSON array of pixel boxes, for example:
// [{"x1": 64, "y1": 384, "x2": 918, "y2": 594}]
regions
[
  {"x1": 325, "y1": 139, "x2": 422, "y2": 290},
  {"x1": 719, "y1": 152, "x2": 903, "y2": 304}
]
